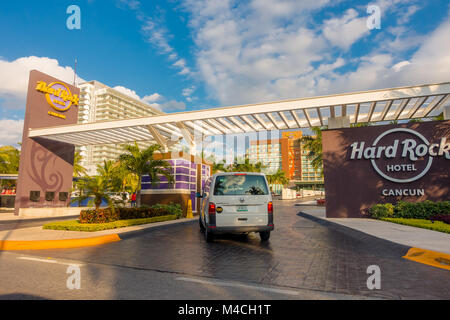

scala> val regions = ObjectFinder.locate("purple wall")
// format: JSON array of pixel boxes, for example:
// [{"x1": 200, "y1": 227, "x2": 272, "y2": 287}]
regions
[{"x1": 141, "y1": 158, "x2": 211, "y2": 212}]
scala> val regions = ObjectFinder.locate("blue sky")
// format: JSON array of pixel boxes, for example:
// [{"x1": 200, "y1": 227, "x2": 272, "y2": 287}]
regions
[{"x1": 0, "y1": 0, "x2": 449, "y2": 145}]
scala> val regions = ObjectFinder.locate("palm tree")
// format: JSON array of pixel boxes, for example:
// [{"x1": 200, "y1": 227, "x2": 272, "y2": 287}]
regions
[
  {"x1": 118, "y1": 142, "x2": 174, "y2": 207},
  {"x1": 0, "y1": 146, "x2": 20, "y2": 174},
  {"x1": 228, "y1": 157, "x2": 266, "y2": 172},
  {"x1": 267, "y1": 169, "x2": 289, "y2": 186},
  {"x1": 97, "y1": 160, "x2": 138, "y2": 203},
  {"x1": 70, "y1": 175, "x2": 116, "y2": 211},
  {"x1": 212, "y1": 159, "x2": 228, "y2": 174},
  {"x1": 299, "y1": 126, "x2": 324, "y2": 174},
  {"x1": 114, "y1": 161, "x2": 139, "y2": 194},
  {"x1": 73, "y1": 152, "x2": 87, "y2": 177},
  {"x1": 96, "y1": 160, "x2": 124, "y2": 192}
]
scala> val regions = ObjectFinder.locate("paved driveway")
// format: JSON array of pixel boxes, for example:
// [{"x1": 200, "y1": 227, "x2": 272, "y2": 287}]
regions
[{"x1": 8, "y1": 201, "x2": 450, "y2": 299}]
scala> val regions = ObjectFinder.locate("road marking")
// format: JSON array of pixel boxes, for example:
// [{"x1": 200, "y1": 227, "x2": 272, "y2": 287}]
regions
[
  {"x1": 176, "y1": 277, "x2": 300, "y2": 296},
  {"x1": 18, "y1": 257, "x2": 58, "y2": 264},
  {"x1": 18, "y1": 256, "x2": 84, "y2": 267}
]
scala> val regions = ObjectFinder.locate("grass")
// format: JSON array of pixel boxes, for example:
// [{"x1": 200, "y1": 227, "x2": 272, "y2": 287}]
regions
[
  {"x1": 380, "y1": 218, "x2": 450, "y2": 234},
  {"x1": 43, "y1": 215, "x2": 179, "y2": 232}
]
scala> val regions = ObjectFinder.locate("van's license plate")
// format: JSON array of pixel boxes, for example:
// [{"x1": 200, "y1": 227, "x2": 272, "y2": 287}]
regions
[{"x1": 237, "y1": 206, "x2": 248, "y2": 212}]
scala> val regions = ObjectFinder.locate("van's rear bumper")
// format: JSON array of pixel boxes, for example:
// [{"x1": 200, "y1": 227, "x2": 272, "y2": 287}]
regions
[{"x1": 207, "y1": 225, "x2": 274, "y2": 234}]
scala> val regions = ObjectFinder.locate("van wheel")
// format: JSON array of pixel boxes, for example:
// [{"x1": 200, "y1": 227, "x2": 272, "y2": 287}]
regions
[
  {"x1": 260, "y1": 231, "x2": 270, "y2": 241},
  {"x1": 205, "y1": 227, "x2": 214, "y2": 243},
  {"x1": 199, "y1": 216, "x2": 205, "y2": 232}
]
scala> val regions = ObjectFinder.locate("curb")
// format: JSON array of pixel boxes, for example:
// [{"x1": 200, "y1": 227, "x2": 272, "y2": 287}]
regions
[
  {"x1": 403, "y1": 247, "x2": 450, "y2": 271},
  {"x1": 0, "y1": 234, "x2": 121, "y2": 251}
]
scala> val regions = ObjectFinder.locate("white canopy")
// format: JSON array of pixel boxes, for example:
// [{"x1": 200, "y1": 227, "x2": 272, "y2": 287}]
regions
[{"x1": 28, "y1": 82, "x2": 450, "y2": 148}]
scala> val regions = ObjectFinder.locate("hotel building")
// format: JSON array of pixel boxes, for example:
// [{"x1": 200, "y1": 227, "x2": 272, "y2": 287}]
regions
[
  {"x1": 246, "y1": 130, "x2": 323, "y2": 189},
  {"x1": 76, "y1": 81, "x2": 163, "y2": 175}
]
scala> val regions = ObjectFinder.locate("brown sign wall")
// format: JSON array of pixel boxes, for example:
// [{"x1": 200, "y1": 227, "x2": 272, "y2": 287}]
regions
[
  {"x1": 322, "y1": 121, "x2": 450, "y2": 218},
  {"x1": 14, "y1": 70, "x2": 79, "y2": 215}
]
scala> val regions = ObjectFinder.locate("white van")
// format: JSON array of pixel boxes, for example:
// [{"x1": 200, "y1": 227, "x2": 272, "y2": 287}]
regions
[{"x1": 197, "y1": 172, "x2": 274, "y2": 242}]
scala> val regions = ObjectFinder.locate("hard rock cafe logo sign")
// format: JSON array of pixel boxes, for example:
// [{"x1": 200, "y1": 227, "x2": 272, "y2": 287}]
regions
[
  {"x1": 349, "y1": 128, "x2": 449, "y2": 196},
  {"x1": 35, "y1": 81, "x2": 79, "y2": 119}
]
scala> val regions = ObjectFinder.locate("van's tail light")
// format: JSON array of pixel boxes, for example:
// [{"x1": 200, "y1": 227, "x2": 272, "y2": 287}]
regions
[
  {"x1": 208, "y1": 202, "x2": 216, "y2": 228},
  {"x1": 267, "y1": 201, "x2": 274, "y2": 227},
  {"x1": 208, "y1": 202, "x2": 216, "y2": 214}
]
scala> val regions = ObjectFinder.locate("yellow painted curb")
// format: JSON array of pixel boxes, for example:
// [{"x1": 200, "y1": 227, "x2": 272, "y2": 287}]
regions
[
  {"x1": 0, "y1": 234, "x2": 121, "y2": 251},
  {"x1": 403, "y1": 247, "x2": 450, "y2": 271}
]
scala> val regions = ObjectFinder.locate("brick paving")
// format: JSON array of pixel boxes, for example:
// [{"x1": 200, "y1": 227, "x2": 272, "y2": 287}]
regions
[{"x1": 18, "y1": 201, "x2": 450, "y2": 299}]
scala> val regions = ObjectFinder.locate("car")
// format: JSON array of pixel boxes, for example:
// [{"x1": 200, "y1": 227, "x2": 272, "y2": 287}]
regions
[{"x1": 197, "y1": 172, "x2": 274, "y2": 242}]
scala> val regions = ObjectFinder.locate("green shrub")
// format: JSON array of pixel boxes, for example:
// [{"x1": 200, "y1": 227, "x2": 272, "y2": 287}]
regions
[
  {"x1": 369, "y1": 203, "x2": 395, "y2": 219},
  {"x1": 434, "y1": 201, "x2": 450, "y2": 215},
  {"x1": 117, "y1": 203, "x2": 182, "y2": 220},
  {"x1": 151, "y1": 203, "x2": 183, "y2": 218},
  {"x1": 394, "y1": 200, "x2": 450, "y2": 219},
  {"x1": 369, "y1": 200, "x2": 450, "y2": 220}
]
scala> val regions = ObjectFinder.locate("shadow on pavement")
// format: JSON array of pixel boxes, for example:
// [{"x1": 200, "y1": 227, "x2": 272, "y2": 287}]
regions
[{"x1": 0, "y1": 293, "x2": 48, "y2": 300}]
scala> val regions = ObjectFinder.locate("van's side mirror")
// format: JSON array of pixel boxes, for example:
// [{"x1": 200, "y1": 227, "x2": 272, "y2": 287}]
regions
[{"x1": 195, "y1": 192, "x2": 202, "y2": 198}]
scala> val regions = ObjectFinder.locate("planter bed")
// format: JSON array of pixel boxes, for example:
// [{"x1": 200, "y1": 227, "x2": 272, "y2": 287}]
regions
[{"x1": 43, "y1": 215, "x2": 178, "y2": 232}]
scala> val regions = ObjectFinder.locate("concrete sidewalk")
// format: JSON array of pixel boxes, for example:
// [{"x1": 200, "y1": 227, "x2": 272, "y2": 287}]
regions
[{"x1": 298, "y1": 205, "x2": 450, "y2": 255}]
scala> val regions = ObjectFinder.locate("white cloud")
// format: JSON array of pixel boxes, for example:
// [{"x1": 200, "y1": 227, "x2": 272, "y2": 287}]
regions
[
  {"x1": 173, "y1": 59, "x2": 191, "y2": 75},
  {"x1": 0, "y1": 119, "x2": 24, "y2": 147},
  {"x1": 159, "y1": 100, "x2": 186, "y2": 111},
  {"x1": 118, "y1": 0, "x2": 141, "y2": 10},
  {"x1": 322, "y1": 9, "x2": 369, "y2": 50},
  {"x1": 142, "y1": 19, "x2": 175, "y2": 54},
  {"x1": 142, "y1": 93, "x2": 162, "y2": 103},
  {"x1": 147, "y1": 99, "x2": 186, "y2": 112},
  {"x1": 391, "y1": 60, "x2": 410, "y2": 72},
  {"x1": 394, "y1": 18, "x2": 450, "y2": 85},
  {"x1": 182, "y1": 86, "x2": 196, "y2": 102},
  {"x1": 182, "y1": 86, "x2": 195, "y2": 97},
  {"x1": 396, "y1": 4, "x2": 420, "y2": 25},
  {"x1": 147, "y1": 103, "x2": 163, "y2": 112},
  {"x1": 0, "y1": 56, "x2": 84, "y2": 109},
  {"x1": 113, "y1": 86, "x2": 141, "y2": 100}
]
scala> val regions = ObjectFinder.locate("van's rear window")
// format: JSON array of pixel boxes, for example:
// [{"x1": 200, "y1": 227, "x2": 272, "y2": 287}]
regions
[{"x1": 213, "y1": 175, "x2": 269, "y2": 195}]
